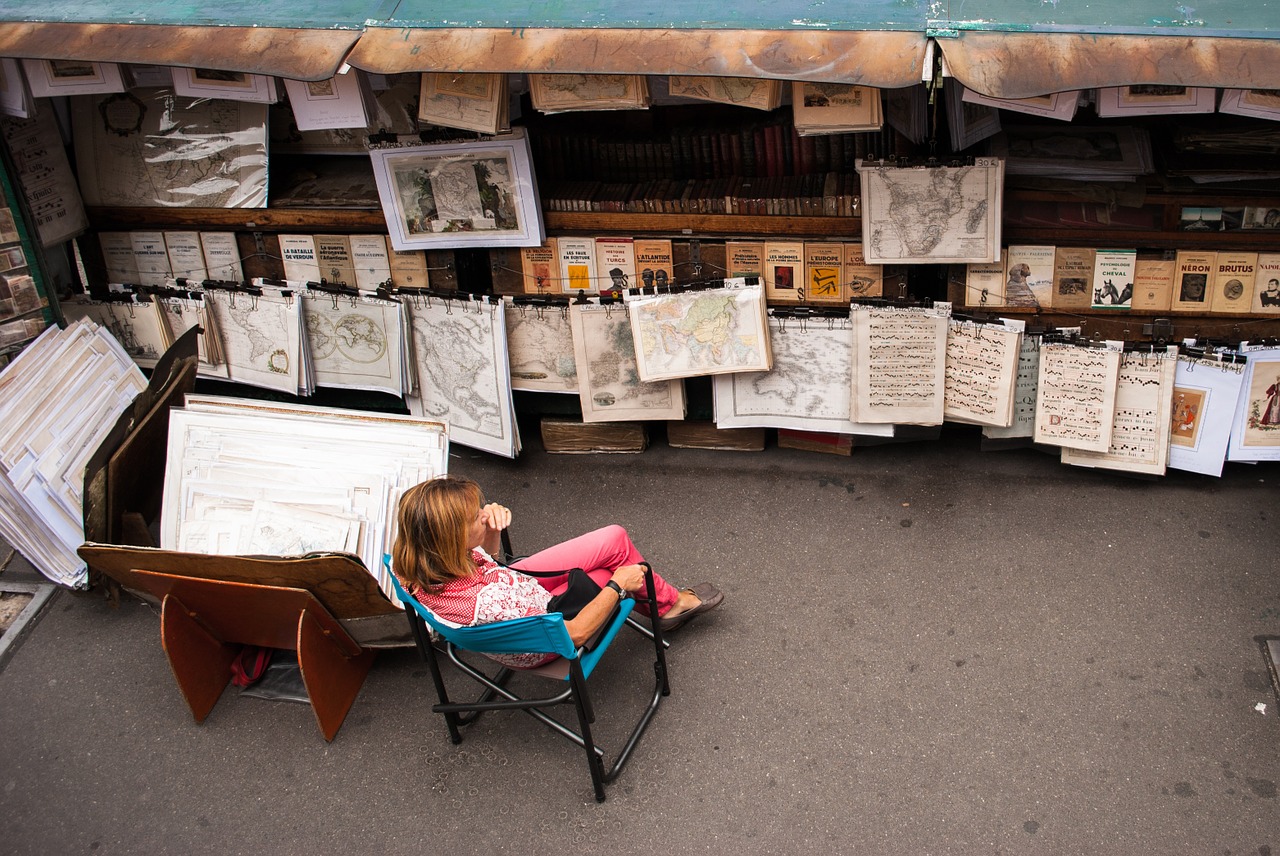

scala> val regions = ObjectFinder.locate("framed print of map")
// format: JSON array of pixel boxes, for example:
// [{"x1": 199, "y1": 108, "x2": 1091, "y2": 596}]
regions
[
  {"x1": 856, "y1": 157, "x2": 1004, "y2": 264},
  {"x1": 369, "y1": 131, "x2": 544, "y2": 251}
]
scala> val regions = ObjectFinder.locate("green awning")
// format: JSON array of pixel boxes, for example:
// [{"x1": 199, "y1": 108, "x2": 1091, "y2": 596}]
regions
[{"x1": 0, "y1": 0, "x2": 1276, "y2": 91}]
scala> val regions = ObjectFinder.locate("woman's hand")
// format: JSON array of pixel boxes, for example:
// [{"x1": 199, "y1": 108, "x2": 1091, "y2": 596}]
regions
[
  {"x1": 479, "y1": 503, "x2": 511, "y2": 533},
  {"x1": 609, "y1": 563, "x2": 647, "y2": 594}
]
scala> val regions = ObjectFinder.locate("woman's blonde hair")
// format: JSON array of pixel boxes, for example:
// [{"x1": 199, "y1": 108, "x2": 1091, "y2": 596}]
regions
[{"x1": 393, "y1": 475, "x2": 484, "y2": 591}]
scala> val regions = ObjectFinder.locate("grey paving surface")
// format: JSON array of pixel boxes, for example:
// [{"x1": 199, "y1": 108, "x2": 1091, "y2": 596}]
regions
[{"x1": 1, "y1": 427, "x2": 1278, "y2": 855}]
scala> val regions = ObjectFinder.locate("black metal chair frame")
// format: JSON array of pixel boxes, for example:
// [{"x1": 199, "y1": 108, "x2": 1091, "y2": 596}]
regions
[{"x1": 399, "y1": 535, "x2": 671, "y2": 802}]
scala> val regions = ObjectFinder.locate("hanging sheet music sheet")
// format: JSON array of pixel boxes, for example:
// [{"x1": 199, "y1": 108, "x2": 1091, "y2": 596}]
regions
[
  {"x1": 1061, "y1": 349, "x2": 1177, "y2": 475},
  {"x1": 1228, "y1": 346, "x2": 1280, "y2": 462},
  {"x1": 163, "y1": 396, "x2": 448, "y2": 599},
  {"x1": 983, "y1": 332, "x2": 1041, "y2": 440},
  {"x1": 856, "y1": 158, "x2": 1004, "y2": 264},
  {"x1": 203, "y1": 290, "x2": 304, "y2": 395},
  {"x1": 943, "y1": 320, "x2": 1021, "y2": 427},
  {"x1": 504, "y1": 298, "x2": 579, "y2": 394},
  {"x1": 851, "y1": 304, "x2": 950, "y2": 425},
  {"x1": 300, "y1": 293, "x2": 405, "y2": 396},
  {"x1": 0, "y1": 321, "x2": 147, "y2": 587},
  {"x1": 1033, "y1": 343, "x2": 1122, "y2": 452},
  {"x1": 60, "y1": 295, "x2": 169, "y2": 370},
  {"x1": 569, "y1": 300, "x2": 685, "y2": 423},
  {"x1": 404, "y1": 296, "x2": 520, "y2": 458},
  {"x1": 0, "y1": 111, "x2": 89, "y2": 247},
  {"x1": 713, "y1": 312, "x2": 893, "y2": 436},
  {"x1": 627, "y1": 278, "x2": 771, "y2": 382},
  {"x1": 1168, "y1": 354, "x2": 1247, "y2": 477}
]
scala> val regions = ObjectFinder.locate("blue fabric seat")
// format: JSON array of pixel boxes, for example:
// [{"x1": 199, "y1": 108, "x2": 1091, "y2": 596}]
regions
[{"x1": 386, "y1": 557, "x2": 670, "y2": 802}]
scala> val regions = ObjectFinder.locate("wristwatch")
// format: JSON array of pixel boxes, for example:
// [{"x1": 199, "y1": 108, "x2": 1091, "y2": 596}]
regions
[{"x1": 605, "y1": 580, "x2": 625, "y2": 599}]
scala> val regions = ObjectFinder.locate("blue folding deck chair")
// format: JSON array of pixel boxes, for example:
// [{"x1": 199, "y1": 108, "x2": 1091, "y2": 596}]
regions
[{"x1": 385, "y1": 556, "x2": 670, "y2": 802}]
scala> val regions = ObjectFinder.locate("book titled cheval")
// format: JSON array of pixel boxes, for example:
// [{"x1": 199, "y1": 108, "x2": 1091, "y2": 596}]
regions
[{"x1": 1090, "y1": 249, "x2": 1137, "y2": 309}]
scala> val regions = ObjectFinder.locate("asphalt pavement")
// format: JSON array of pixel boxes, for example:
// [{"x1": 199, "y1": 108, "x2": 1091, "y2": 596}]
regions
[{"x1": 1, "y1": 424, "x2": 1277, "y2": 855}]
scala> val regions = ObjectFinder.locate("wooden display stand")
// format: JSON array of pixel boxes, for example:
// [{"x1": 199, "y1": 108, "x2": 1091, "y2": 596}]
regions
[{"x1": 78, "y1": 545, "x2": 385, "y2": 741}]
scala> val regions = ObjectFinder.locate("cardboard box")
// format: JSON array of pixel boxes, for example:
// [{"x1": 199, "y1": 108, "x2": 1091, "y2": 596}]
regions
[
  {"x1": 666, "y1": 420, "x2": 765, "y2": 451},
  {"x1": 540, "y1": 417, "x2": 647, "y2": 453},
  {"x1": 777, "y1": 428, "x2": 853, "y2": 456}
]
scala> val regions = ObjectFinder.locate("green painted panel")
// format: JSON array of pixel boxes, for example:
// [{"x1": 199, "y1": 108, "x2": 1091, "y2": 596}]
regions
[
  {"x1": 356, "y1": 0, "x2": 931, "y2": 31},
  {"x1": 929, "y1": 0, "x2": 1277, "y2": 38},
  {"x1": 0, "y1": 0, "x2": 394, "y2": 29}
]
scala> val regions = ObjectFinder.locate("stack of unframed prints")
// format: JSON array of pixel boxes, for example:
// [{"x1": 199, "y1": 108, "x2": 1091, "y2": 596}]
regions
[
  {"x1": 0, "y1": 321, "x2": 147, "y2": 586},
  {"x1": 404, "y1": 294, "x2": 520, "y2": 457},
  {"x1": 161, "y1": 395, "x2": 448, "y2": 599}
]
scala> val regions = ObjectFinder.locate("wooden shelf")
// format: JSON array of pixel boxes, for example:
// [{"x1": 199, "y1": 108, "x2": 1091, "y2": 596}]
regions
[
  {"x1": 544, "y1": 212, "x2": 860, "y2": 238},
  {"x1": 86, "y1": 207, "x2": 388, "y2": 232}
]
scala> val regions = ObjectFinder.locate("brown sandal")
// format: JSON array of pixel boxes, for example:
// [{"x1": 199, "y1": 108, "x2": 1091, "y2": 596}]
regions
[{"x1": 658, "y1": 582, "x2": 724, "y2": 632}]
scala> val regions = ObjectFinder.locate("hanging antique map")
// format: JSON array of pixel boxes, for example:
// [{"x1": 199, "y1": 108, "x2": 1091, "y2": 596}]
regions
[
  {"x1": 204, "y1": 290, "x2": 304, "y2": 395},
  {"x1": 301, "y1": 293, "x2": 405, "y2": 396},
  {"x1": 713, "y1": 312, "x2": 893, "y2": 436},
  {"x1": 504, "y1": 298, "x2": 579, "y2": 394},
  {"x1": 569, "y1": 300, "x2": 685, "y2": 423},
  {"x1": 856, "y1": 158, "x2": 1004, "y2": 264},
  {"x1": 405, "y1": 296, "x2": 520, "y2": 457},
  {"x1": 626, "y1": 278, "x2": 771, "y2": 382}
]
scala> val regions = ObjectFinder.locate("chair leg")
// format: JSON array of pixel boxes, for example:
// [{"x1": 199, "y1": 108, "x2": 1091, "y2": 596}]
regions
[
  {"x1": 568, "y1": 662, "x2": 608, "y2": 802},
  {"x1": 405, "y1": 610, "x2": 465, "y2": 743}
]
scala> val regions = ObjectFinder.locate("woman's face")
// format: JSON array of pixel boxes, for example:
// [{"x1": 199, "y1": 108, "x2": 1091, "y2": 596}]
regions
[{"x1": 466, "y1": 497, "x2": 487, "y2": 549}]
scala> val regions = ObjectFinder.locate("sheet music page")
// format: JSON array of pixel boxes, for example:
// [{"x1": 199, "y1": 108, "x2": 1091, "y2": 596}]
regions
[
  {"x1": 1168, "y1": 354, "x2": 1247, "y2": 477},
  {"x1": 943, "y1": 321, "x2": 1021, "y2": 427},
  {"x1": 851, "y1": 305, "x2": 949, "y2": 425},
  {"x1": 983, "y1": 333, "x2": 1041, "y2": 440},
  {"x1": 1061, "y1": 349, "x2": 1177, "y2": 474},
  {"x1": 1033, "y1": 343, "x2": 1122, "y2": 452}
]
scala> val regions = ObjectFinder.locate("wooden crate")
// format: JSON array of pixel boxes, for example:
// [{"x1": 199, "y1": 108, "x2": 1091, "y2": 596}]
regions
[{"x1": 540, "y1": 417, "x2": 648, "y2": 453}]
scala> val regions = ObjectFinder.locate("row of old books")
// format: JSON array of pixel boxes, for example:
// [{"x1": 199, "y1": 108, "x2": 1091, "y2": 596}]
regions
[
  {"x1": 965, "y1": 245, "x2": 1280, "y2": 315},
  {"x1": 541, "y1": 172, "x2": 860, "y2": 217},
  {"x1": 519, "y1": 237, "x2": 882, "y2": 303},
  {"x1": 98, "y1": 231, "x2": 435, "y2": 291},
  {"x1": 528, "y1": 118, "x2": 904, "y2": 183}
]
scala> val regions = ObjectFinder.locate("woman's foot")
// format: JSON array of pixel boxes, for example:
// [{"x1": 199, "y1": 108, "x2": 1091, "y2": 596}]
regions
[{"x1": 657, "y1": 583, "x2": 724, "y2": 632}]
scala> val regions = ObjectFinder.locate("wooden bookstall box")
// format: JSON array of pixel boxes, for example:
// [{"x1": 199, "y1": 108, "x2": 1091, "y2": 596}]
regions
[
  {"x1": 666, "y1": 420, "x2": 765, "y2": 451},
  {"x1": 777, "y1": 428, "x2": 854, "y2": 456},
  {"x1": 540, "y1": 417, "x2": 648, "y2": 453}
]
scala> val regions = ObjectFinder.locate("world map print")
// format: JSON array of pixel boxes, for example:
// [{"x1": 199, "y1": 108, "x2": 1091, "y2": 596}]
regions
[
  {"x1": 301, "y1": 296, "x2": 404, "y2": 396},
  {"x1": 626, "y1": 282, "x2": 771, "y2": 382}
]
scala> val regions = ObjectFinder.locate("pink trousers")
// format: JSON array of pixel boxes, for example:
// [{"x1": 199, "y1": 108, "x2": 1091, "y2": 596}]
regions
[{"x1": 509, "y1": 525, "x2": 680, "y2": 616}]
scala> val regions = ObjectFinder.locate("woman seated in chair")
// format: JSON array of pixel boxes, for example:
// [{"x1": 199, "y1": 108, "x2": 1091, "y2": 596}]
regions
[{"x1": 392, "y1": 475, "x2": 723, "y2": 667}]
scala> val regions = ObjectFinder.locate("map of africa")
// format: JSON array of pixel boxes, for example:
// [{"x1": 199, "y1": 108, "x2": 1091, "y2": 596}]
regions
[
  {"x1": 626, "y1": 284, "x2": 771, "y2": 382},
  {"x1": 857, "y1": 158, "x2": 1004, "y2": 264}
]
